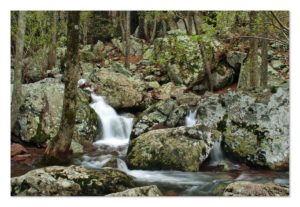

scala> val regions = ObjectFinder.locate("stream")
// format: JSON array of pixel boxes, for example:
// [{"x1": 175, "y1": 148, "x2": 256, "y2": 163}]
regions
[{"x1": 71, "y1": 93, "x2": 289, "y2": 196}]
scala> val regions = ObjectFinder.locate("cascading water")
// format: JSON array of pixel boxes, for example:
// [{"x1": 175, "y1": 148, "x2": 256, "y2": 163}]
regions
[
  {"x1": 185, "y1": 109, "x2": 197, "y2": 127},
  {"x1": 209, "y1": 141, "x2": 225, "y2": 166},
  {"x1": 89, "y1": 93, "x2": 133, "y2": 147}
]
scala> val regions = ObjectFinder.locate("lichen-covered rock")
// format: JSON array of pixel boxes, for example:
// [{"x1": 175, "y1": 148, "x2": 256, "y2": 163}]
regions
[
  {"x1": 223, "y1": 181, "x2": 289, "y2": 196},
  {"x1": 153, "y1": 30, "x2": 204, "y2": 85},
  {"x1": 79, "y1": 45, "x2": 95, "y2": 62},
  {"x1": 196, "y1": 93, "x2": 226, "y2": 129},
  {"x1": 127, "y1": 125, "x2": 222, "y2": 171},
  {"x1": 80, "y1": 62, "x2": 96, "y2": 80},
  {"x1": 106, "y1": 185, "x2": 162, "y2": 196},
  {"x1": 222, "y1": 87, "x2": 289, "y2": 170},
  {"x1": 226, "y1": 51, "x2": 247, "y2": 69},
  {"x1": 13, "y1": 78, "x2": 99, "y2": 145},
  {"x1": 112, "y1": 36, "x2": 146, "y2": 56},
  {"x1": 176, "y1": 92, "x2": 201, "y2": 106},
  {"x1": 90, "y1": 69, "x2": 144, "y2": 109},
  {"x1": 131, "y1": 99, "x2": 183, "y2": 138},
  {"x1": 11, "y1": 165, "x2": 135, "y2": 196}
]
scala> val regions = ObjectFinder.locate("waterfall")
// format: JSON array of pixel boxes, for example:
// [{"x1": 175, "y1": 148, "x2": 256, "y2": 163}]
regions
[
  {"x1": 185, "y1": 109, "x2": 197, "y2": 127},
  {"x1": 89, "y1": 93, "x2": 133, "y2": 147},
  {"x1": 209, "y1": 141, "x2": 224, "y2": 166}
]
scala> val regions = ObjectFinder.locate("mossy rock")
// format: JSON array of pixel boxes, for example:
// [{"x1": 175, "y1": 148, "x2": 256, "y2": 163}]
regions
[
  {"x1": 11, "y1": 165, "x2": 135, "y2": 196},
  {"x1": 127, "y1": 125, "x2": 222, "y2": 172}
]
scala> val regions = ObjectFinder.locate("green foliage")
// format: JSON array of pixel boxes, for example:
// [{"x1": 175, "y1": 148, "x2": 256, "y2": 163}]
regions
[{"x1": 153, "y1": 30, "x2": 202, "y2": 71}]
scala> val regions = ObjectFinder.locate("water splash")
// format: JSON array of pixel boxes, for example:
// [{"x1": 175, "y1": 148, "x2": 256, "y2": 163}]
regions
[
  {"x1": 185, "y1": 109, "x2": 197, "y2": 127},
  {"x1": 90, "y1": 94, "x2": 133, "y2": 147}
]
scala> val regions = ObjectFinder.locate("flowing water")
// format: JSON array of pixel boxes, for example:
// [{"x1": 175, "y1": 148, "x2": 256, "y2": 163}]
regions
[
  {"x1": 89, "y1": 94, "x2": 133, "y2": 148},
  {"x1": 185, "y1": 109, "x2": 197, "y2": 127},
  {"x1": 73, "y1": 97, "x2": 289, "y2": 196},
  {"x1": 209, "y1": 141, "x2": 225, "y2": 166}
]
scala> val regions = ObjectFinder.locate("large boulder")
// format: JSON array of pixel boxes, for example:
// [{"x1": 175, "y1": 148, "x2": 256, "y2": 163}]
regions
[
  {"x1": 13, "y1": 78, "x2": 99, "y2": 146},
  {"x1": 131, "y1": 99, "x2": 188, "y2": 139},
  {"x1": 106, "y1": 185, "x2": 162, "y2": 196},
  {"x1": 112, "y1": 36, "x2": 146, "y2": 56},
  {"x1": 226, "y1": 51, "x2": 247, "y2": 69},
  {"x1": 223, "y1": 181, "x2": 289, "y2": 196},
  {"x1": 11, "y1": 165, "x2": 135, "y2": 196},
  {"x1": 127, "y1": 125, "x2": 222, "y2": 171},
  {"x1": 153, "y1": 30, "x2": 204, "y2": 85},
  {"x1": 222, "y1": 87, "x2": 289, "y2": 170},
  {"x1": 90, "y1": 69, "x2": 145, "y2": 109}
]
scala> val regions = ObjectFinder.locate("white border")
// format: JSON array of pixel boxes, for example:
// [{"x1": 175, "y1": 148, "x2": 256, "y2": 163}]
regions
[{"x1": 1, "y1": 1, "x2": 299, "y2": 207}]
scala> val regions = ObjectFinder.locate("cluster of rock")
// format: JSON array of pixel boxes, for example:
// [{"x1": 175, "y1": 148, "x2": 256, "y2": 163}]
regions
[
  {"x1": 126, "y1": 86, "x2": 289, "y2": 171},
  {"x1": 11, "y1": 165, "x2": 162, "y2": 196},
  {"x1": 12, "y1": 78, "x2": 99, "y2": 153}
]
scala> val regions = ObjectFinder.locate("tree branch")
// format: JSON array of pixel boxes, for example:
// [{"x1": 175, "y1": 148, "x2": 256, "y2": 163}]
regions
[{"x1": 270, "y1": 11, "x2": 289, "y2": 33}]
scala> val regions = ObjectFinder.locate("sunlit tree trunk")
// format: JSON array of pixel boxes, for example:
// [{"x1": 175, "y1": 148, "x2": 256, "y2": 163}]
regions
[
  {"x1": 44, "y1": 11, "x2": 80, "y2": 163},
  {"x1": 11, "y1": 11, "x2": 26, "y2": 132}
]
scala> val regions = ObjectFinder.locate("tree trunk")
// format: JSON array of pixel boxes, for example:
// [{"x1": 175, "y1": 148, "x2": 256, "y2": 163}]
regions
[
  {"x1": 249, "y1": 11, "x2": 259, "y2": 88},
  {"x1": 150, "y1": 13, "x2": 157, "y2": 43},
  {"x1": 199, "y1": 44, "x2": 214, "y2": 91},
  {"x1": 125, "y1": 11, "x2": 131, "y2": 69},
  {"x1": 44, "y1": 11, "x2": 80, "y2": 163},
  {"x1": 11, "y1": 11, "x2": 26, "y2": 132},
  {"x1": 47, "y1": 11, "x2": 57, "y2": 71},
  {"x1": 260, "y1": 13, "x2": 269, "y2": 88},
  {"x1": 187, "y1": 11, "x2": 193, "y2": 35},
  {"x1": 193, "y1": 11, "x2": 214, "y2": 92},
  {"x1": 238, "y1": 11, "x2": 259, "y2": 89}
]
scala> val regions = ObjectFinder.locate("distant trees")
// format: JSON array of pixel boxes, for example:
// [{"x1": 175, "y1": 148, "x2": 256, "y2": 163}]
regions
[
  {"x1": 44, "y1": 11, "x2": 80, "y2": 162},
  {"x1": 11, "y1": 11, "x2": 26, "y2": 132}
]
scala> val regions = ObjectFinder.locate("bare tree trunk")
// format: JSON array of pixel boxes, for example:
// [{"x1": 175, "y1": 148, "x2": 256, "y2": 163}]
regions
[
  {"x1": 125, "y1": 11, "x2": 131, "y2": 69},
  {"x1": 119, "y1": 12, "x2": 126, "y2": 41},
  {"x1": 193, "y1": 11, "x2": 213, "y2": 91},
  {"x1": 150, "y1": 13, "x2": 157, "y2": 43},
  {"x1": 260, "y1": 13, "x2": 269, "y2": 88},
  {"x1": 44, "y1": 11, "x2": 80, "y2": 163},
  {"x1": 249, "y1": 11, "x2": 259, "y2": 88},
  {"x1": 47, "y1": 11, "x2": 57, "y2": 71},
  {"x1": 11, "y1": 11, "x2": 26, "y2": 132},
  {"x1": 199, "y1": 44, "x2": 214, "y2": 91},
  {"x1": 187, "y1": 11, "x2": 193, "y2": 35}
]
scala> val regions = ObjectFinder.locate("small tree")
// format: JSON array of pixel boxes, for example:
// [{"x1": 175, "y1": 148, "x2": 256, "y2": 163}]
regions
[
  {"x1": 44, "y1": 11, "x2": 80, "y2": 163},
  {"x1": 11, "y1": 11, "x2": 26, "y2": 132}
]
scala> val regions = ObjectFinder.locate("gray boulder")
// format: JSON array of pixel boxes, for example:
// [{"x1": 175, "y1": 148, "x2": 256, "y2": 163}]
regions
[
  {"x1": 127, "y1": 125, "x2": 222, "y2": 171},
  {"x1": 11, "y1": 165, "x2": 135, "y2": 196},
  {"x1": 131, "y1": 99, "x2": 187, "y2": 138},
  {"x1": 112, "y1": 36, "x2": 146, "y2": 56},
  {"x1": 153, "y1": 30, "x2": 204, "y2": 85},
  {"x1": 223, "y1": 181, "x2": 289, "y2": 196},
  {"x1": 222, "y1": 87, "x2": 289, "y2": 170},
  {"x1": 13, "y1": 78, "x2": 99, "y2": 145},
  {"x1": 106, "y1": 185, "x2": 162, "y2": 196},
  {"x1": 90, "y1": 69, "x2": 145, "y2": 109},
  {"x1": 226, "y1": 51, "x2": 247, "y2": 68}
]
